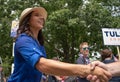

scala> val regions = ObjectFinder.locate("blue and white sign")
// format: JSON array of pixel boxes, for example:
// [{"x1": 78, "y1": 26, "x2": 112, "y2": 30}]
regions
[
  {"x1": 102, "y1": 28, "x2": 120, "y2": 45},
  {"x1": 10, "y1": 20, "x2": 19, "y2": 38}
]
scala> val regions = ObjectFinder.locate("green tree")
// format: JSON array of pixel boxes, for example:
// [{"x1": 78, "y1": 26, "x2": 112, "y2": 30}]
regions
[{"x1": 0, "y1": 0, "x2": 120, "y2": 76}]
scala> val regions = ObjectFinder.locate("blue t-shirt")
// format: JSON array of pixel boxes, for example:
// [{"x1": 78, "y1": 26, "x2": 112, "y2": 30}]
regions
[{"x1": 8, "y1": 33, "x2": 47, "y2": 82}]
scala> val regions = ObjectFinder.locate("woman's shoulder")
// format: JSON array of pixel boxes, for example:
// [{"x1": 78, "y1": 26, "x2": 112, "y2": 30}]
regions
[{"x1": 16, "y1": 33, "x2": 33, "y2": 42}]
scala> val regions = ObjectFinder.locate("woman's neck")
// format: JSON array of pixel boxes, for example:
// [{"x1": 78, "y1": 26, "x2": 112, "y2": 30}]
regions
[{"x1": 30, "y1": 27, "x2": 39, "y2": 40}]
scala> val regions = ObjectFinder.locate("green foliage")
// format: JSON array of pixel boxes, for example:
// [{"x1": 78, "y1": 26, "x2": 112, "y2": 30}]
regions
[
  {"x1": 0, "y1": 0, "x2": 120, "y2": 76},
  {"x1": 1, "y1": 56, "x2": 14, "y2": 77}
]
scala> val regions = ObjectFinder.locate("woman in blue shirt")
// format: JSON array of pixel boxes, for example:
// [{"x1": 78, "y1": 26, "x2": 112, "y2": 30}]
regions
[{"x1": 7, "y1": 7, "x2": 111, "y2": 82}]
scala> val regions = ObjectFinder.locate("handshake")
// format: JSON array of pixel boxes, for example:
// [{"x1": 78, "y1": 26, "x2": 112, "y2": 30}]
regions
[{"x1": 84, "y1": 61, "x2": 120, "y2": 82}]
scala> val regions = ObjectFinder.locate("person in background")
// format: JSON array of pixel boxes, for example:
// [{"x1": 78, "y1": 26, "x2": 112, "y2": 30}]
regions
[
  {"x1": 40, "y1": 73, "x2": 47, "y2": 82},
  {"x1": 7, "y1": 7, "x2": 111, "y2": 82},
  {"x1": 100, "y1": 49, "x2": 120, "y2": 82},
  {"x1": 76, "y1": 42, "x2": 90, "y2": 82},
  {"x1": 101, "y1": 49, "x2": 118, "y2": 63}
]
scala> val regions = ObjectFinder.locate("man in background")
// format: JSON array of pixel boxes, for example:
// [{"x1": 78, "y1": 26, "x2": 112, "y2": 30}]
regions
[{"x1": 76, "y1": 42, "x2": 90, "y2": 82}]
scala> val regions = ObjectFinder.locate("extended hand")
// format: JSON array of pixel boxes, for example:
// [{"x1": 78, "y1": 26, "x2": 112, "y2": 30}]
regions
[{"x1": 87, "y1": 61, "x2": 112, "y2": 82}]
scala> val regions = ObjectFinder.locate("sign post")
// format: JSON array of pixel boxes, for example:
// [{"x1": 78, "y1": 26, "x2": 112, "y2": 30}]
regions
[
  {"x1": 10, "y1": 20, "x2": 19, "y2": 38},
  {"x1": 117, "y1": 46, "x2": 120, "y2": 60},
  {"x1": 102, "y1": 28, "x2": 120, "y2": 60},
  {"x1": 10, "y1": 20, "x2": 19, "y2": 74}
]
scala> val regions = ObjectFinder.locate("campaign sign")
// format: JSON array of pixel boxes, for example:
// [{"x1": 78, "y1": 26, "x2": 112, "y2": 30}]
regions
[
  {"x1": 102, "y1": 28, "x2": 120, "y2": 45},
  {"x1": 10, "y1": 20, "x2": 19, "y2": 38}
]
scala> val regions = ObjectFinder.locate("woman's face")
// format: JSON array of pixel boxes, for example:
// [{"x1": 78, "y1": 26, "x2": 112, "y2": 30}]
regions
[{"x1": 29, "y1": 10, "x2": 44, "y2": 30}]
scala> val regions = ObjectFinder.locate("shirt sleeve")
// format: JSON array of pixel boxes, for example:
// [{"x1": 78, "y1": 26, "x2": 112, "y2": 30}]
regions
[{"x1": 15, "y1": 36, "x2": 45, "y2": 68}]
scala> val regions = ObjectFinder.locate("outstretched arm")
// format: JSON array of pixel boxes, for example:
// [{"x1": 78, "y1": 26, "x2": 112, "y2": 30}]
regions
[
  {"x1": 35, "y1": 58, "x2": 111, "y2": 82},
  {"x1": 90, "y1": 61, "x2": 120, "y2": 76},
  {"x1": 104, "y1": 61, "x2": 120, "y2": 76}
]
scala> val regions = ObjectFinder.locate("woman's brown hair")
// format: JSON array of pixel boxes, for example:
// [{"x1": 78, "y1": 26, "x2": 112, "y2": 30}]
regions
[
  {"x1": 100, "y1": 49, "x2": 112, "y2": 61},
  {"x1": 17, "y1": 12, "x2": 44, "y2": 45}
]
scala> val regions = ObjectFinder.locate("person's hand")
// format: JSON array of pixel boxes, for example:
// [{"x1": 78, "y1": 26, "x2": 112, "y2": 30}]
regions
[
  {"x1": 87, "y1": 61, "x2": 112, "y2": 82},
  {"x1": 87, "y1": 74, "x2": 100, "y2": 82},
  {"x1": 89, "y1": 66, "x2": 111, "y2": 82},
  {"x1": 90, "y1": 61, "x2": 108, "y2": 71}
]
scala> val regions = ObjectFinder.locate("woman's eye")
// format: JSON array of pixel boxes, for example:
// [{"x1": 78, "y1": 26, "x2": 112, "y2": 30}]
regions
[{"x1": 35, "y1": 14, "x2": 39, "y2": 16}]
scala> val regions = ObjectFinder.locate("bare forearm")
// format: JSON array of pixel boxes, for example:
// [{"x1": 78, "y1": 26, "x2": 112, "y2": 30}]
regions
[
  {"x1": 36, "y1": 57, "x2": 90, "y2": 76},
  {"x1": 107, "y1": 61, "x2": 120, "y2": 76}
]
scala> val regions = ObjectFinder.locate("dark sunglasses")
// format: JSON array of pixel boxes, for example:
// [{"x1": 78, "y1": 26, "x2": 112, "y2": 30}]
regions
[{"x1": 82, "y1": 47, "x2": 90, "y2": 50}]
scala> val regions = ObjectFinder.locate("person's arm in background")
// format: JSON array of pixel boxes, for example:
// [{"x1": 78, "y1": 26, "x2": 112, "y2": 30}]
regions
[{"x1": 87, "y1": 61, "x2": 120, "y2": 82}]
